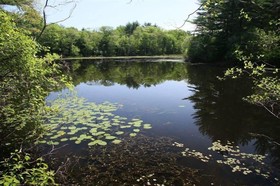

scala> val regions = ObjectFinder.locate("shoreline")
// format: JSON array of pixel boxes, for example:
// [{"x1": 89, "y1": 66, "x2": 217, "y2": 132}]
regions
[{"x1": 62, "y1": 55, "x2": 184, "y2": 61}]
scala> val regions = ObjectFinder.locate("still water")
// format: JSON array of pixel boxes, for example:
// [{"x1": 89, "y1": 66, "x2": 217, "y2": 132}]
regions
[{"x1": 46, "y1": 60, "x2": 280, "y2": 185}]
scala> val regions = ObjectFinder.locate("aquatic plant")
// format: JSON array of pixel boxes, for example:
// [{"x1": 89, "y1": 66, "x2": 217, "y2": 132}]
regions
[
  {"x1": 67, "y1": 135, "x2": 202, "y2": 185},
  {"x1": 38, "y1": 96, "x2": 152, "y2": 147},
  {"x1": 179, "y1": 140, "x2": 279, "y2": 182}
]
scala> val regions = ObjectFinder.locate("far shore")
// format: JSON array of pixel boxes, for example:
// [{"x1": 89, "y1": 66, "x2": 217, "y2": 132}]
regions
[{"x1": 62, "y1": 55, "x2": 185, "y2": 62}]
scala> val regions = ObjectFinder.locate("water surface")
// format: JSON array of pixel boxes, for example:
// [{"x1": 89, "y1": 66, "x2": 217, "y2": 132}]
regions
[{"x1": 47, "y1": 60, "x2": 280, "y2": 185}]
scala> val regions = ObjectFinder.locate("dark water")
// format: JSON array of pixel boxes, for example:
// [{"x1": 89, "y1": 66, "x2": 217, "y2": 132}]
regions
[{"x1": 47, "y1": 60, "x2": 280, "y2": 185}]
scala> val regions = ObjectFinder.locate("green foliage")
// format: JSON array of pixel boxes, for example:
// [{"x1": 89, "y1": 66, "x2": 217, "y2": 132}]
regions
[
  {"x1": 0, "y1": 10, "x2": 70, "y2": 149},
  {"x1": 1, "y1": 8, "x2": 71, "y2": 185},
  {"x1": 187, "y1": 33, "x2": 224, "y2": 63},
  {"x1": 124, "y1": 21, "x2": 140, "y2": 35},
  {"x1": 0, "y1": 150, "x2": 57, "y2": 185},
  {"x1": 38, "y1": 22, "x2": 190, "y2": 57},
  {"x1": 187, "y1": 0, "x2": 280, "y2": 64},
  {"x1": 223, "y1": 49, "x2": 280, "y2": 118},
  {"x1": 187, "y1": 0, "x2": 280, "y2": 117},
  {"x1": 0, "y1": 0, "x2": 33, "y2": 7},
  {"x1": 0, "y1": 0, "x2": 43, "y2": 38}
]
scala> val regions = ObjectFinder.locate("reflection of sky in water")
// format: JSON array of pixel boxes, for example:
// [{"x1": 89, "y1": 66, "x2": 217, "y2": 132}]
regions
[
  {"x1": 76, "y1": 80, "x2": 191, "y2": 112},
  {"x1": 48, "y1": 80, "x2": 213, "y2": 151},
  {"x1": 76, "y1": 80, "x2": 212, "y2": 150}
]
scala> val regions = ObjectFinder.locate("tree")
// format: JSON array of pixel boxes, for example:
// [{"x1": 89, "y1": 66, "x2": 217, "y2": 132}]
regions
[
  {"x1": 0, "y1": 0, "x2": 33, "y2": 7},
  {"x1": 0, "y1": 9, "x2": 70, "y2": 184},
  {"x1": 98, "y1": 26, "x2": 117, "y2": 56},
  {"x1": 185, "y1": 0, "x2": 280, "y2": 118},
  {"x1": 124, "y1": 21, "x2": 140, "y2": 35},
  {"x1": 0, "y1": 10, "x2": 69, "y2": 148},
  {"x1": 187, "y1": 0, "x2": 280, "y2": 64}
]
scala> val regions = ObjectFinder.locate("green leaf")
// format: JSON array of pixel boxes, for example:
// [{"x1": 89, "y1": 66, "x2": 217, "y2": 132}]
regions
[
  {"x1": 130, "y1": 133, "x2": 137, "y2": 137},
  {"x1": 112, "y1": 139, "x2": 122, "y2": 144}
]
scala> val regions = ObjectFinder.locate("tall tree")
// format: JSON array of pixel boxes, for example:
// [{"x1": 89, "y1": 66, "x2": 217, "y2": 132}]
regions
[{"x1": 187, "y1": 0, "x2": 280, "y2": 64}]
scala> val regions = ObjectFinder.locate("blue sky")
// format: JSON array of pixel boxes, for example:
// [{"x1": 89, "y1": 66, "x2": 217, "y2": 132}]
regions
[{"x1": 43, "y1": 0, "x2": 199, "y2": 31}]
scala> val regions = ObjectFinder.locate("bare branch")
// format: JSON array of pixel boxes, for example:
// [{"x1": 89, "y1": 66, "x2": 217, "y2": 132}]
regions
[
  {"x1": 178, "y1": 3, "x2": 204, "y2": 29},
  {"x1": 36, "y1": 0, "x2": 77, "y2": 40},
  {"x1": 50, "y1": 3, "x2": 77, "y2": 25},
  {"x1": 36, "y1": 0, "x2": 49, "y2": 40},
  {"x1": 249, "y1": 132, "x2": 280, "y2": 146},
  {"x1": 259, "y1": 102, "x2": 280, "y2": 119}
]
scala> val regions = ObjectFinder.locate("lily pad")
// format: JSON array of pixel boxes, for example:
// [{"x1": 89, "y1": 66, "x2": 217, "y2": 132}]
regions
[
  {"x1": 130, "y1": 133, "x2": 137, "y2": 137},
  {"x1": 115, "y1": 131, "x2": 124, "y2": 135},
  {"x1": 43, "y1": 97, "x2": 153, "y2": 148},
  {"x1": 38, "y1": 140, "x2": 47, "y2": 144},
  {"x1": 105, "y1": 135, "x2": 117, "y2": 140},
  {"x1": 133, "y1": 129, "x2": 140, "y2": 133},
  {"x1": 112, "y1": 139, "x2": 122, "y2": 144},
  {"x1": 120, "y1": 125, "x2": 131, "y2": 129},
  {"x1": 88, "y1": 140, "x2": 107, "y2": 146},
  {"x1": 143, "y1": 124, "x2": 152, "y2": 129},
  {"x1": 60, "y1": 138, "x2": 68, "y2": 142},
  {"x1": 70, "y1": 137, "x2": 78, "y2": 140},
  {"x1": 75, "y1": 140, "x2": 82, "y2": 144},
  {"x1": 92, "y1": 131, "x2": 106, "y2": 136},
  {"x1": 69, "y1": 126, "x2": 77, "y2": 130},
  {"x1": 67, "y1": 131, "x2": 77, "y2": 135}
]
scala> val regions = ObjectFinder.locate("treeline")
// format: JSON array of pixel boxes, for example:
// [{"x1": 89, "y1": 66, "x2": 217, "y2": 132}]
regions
[
  {"x1": 187, "y1": 0, "x2": 280, "y2": 64},
  {"x1": 38, "y1": 22, "x2": 190, "y2": 57}
]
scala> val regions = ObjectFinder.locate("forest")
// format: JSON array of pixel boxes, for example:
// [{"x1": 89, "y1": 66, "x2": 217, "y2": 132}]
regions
[
  {"x1": 38, "y1": 22, "x2": 190, "y2": 57},
  {"x1": 0, "y1": 0, "x2": 279, "y2": 185},
  {"x1": 187, "y1": 0, "x2": 279, "y2": 64}
]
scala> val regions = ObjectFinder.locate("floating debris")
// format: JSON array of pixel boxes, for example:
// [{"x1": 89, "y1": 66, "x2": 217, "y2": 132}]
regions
[
  {"x1": 181, "y1": 148, "x2": 210, "y2": 163},
  {"x1": 172, "y1": 142, "x2": 184, "y2": 148},
  {"x1": 179, "y1": 140, "x2": 277, "y2": 181}
]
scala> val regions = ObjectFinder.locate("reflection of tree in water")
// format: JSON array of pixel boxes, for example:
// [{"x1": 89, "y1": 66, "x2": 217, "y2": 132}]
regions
[
  {"x1": 69, "y1": 60, "x2": 188, "y2": 89},
  {"x1": 185, "y1": 64, "x2": 280, "y2": 166}
]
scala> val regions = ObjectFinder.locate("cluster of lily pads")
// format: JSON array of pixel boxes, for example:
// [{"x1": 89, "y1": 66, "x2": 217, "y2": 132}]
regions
[
  {"x1": 38, "y1": 96, "x2": 152, "y2": 146},
  {"x1": 208, "y1": 140, "x2": 271, "y2": 178},
  {"x1": 181, "y1": 148, "x2": 211, "y2": 163},
  {"x1": 178, "y1": 140, "x2": 278, "y2": 181}
]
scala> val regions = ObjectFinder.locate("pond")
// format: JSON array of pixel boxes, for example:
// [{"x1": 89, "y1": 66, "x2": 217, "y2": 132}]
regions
[{"x1": 43, "y1": 60, "x2": 280, "y2": 185}]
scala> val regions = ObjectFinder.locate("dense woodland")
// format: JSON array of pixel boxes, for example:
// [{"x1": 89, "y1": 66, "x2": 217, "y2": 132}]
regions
[
  {"x1": 187, "y1": 0, "x2": 280, "y2": 64},
  {"x1": 0, "y1": 0, "x2": 279, "y2": 185},
  {"x1": 38, "y1": 23, "x2": 190, "y2": 57}
]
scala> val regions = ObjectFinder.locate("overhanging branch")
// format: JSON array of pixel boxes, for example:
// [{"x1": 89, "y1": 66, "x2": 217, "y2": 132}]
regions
[
  {"x1": 36, "y1": 0, "x2": 77, "y2": 40},
  {"x1": 178, "y1": 3, "x2": 204, "y2": 29}
]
